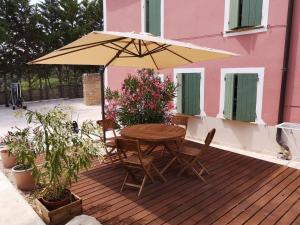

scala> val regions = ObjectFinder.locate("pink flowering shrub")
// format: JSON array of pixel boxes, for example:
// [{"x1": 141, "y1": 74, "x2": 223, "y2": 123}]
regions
[{"x1": 105, "y1": 69, "x2": 177, "y2": 127}]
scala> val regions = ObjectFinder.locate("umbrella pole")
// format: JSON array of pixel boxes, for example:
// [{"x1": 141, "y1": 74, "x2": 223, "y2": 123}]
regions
[{"x1": 99, "y1": 65, "x2": 106, "y2": 141}]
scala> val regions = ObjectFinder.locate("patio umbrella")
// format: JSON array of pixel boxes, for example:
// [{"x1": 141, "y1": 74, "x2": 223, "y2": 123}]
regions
[{"x1": 29, "y1": 31, "x2": 237, "y2": 134}]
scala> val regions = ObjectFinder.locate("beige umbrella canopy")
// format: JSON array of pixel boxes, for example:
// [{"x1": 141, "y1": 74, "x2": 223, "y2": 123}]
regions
[
  {"x1": 29, "y1": 31, "x2": 238, "y2": 135},
  {"x1": 29, "y1": 31, "x2": 237, "y2": 69}
]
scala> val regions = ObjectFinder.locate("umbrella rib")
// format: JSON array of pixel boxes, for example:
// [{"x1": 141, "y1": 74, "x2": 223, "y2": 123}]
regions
[
  {"x1": 109, "y1": 42, "x2": 139, "y2": 56},
  {"x1": 105, "y1": 39, "x2": 136, "y2": 68},
  {"x1": 152, "y1": 42, "x2": 193, "y2": 63},
  {"x1": 132, "y1": 41, "x2": 140, "y2": 56},
  {"x1": 58, "y1": 37, "x2": 127, "y2": 51},
  {"x1": 142, "y1": 40, "x2": 159, "y2": 70},
  {"x1": 30, "y1": 42, "x2": 111, "y2": 64},
  {"x1": 104, "y1": 43, "x2": 139, "y2": 56},
  {"x1": 142, "y1": 44, "x2": 171, "y2": 56}
]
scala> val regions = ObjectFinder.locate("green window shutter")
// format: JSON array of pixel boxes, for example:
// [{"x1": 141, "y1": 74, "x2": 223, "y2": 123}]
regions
[
  {"x1": 229, "y1": 0, "x2": 240, "y2": 29},
  {"x1": 182, "y1": 73, "x2": 201, "y2": 115},
  {"x1": 224, "y1": 74, "x2": 235, "y2": 119},
  {"x1": 241, "y1": 0, "x2": 263, "y2": 27},
  {"x1": 176, "y1": 74, "x2": 183, "y2": 114},
  {"x1": 236, "y1": 74, "x2": 258, "y2": 122},
  {"x1": 146, "y1": 0, "x2": 161, "y2": 36}
]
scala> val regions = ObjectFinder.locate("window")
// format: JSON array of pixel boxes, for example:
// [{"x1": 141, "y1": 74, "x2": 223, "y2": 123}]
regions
[
  {"x1": 224, "y1": 0, "x2": 269, "y2": 36},
  {"x1": 176, "y1": 73, "x2": 201, "y2": 116},
  {"x1": 145, "y1": 0, "x2": 161, "y2": 36},
  {"x1": 229, "y1": 0, "x2": 263, "y2": 30},
  {"x1": 223, "y1": 73, "x2": 258, "y2": 122}
]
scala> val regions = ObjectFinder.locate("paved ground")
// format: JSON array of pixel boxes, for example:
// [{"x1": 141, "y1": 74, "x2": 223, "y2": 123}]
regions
[
  {"x1": 0, "y1": 98, "x2": 101, "y2": 137},
  {"x1": 0, "y1": 170, "x2": 45, "y2": 225}
]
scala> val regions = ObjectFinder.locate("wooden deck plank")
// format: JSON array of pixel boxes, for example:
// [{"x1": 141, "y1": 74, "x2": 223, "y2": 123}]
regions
[
  {"x1": 176, "y1": 163, "x2": 281, "y2": 225},
  {"x1": 80, "y1": 148, "x2": 227, "y2": 211},
  {"x1": 260, "y1": 188, "x2": 300, "y2": 225},
  {"x1": 66, "y1": 142, "x2": 300, "y2": 225},
  {"x1": 150, "y1": 158, "x2": 273, "y2": 225},
  {"x1": 211, "y1": 167, "x2": 295, "y2": 225},
  {"x1": 90, "y1": 149, "x2": 239, "y2": 222},
  {"x1": 275, "y1": 196, "x2": 300, "y2": 225},
  {"x1": 101, "y1": 152, "x2": 248, "y2": 224},
  {"x1": 185, "y1": 164, "x2": 286, "y2": 225},
  {"x1": 227, "y1": 169, "x2": 300, "y2": 225},
  {"x1": 244, "y1": 176, "x2": 300, "y2": 225}
]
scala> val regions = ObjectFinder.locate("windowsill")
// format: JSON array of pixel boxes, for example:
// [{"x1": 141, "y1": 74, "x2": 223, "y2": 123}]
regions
[
  {"x1": 223, "y1": 25, "x2": 267, "y2": 37},
  {"x1": 216, "y1": 114, "x2": 266, "y2": 125}
]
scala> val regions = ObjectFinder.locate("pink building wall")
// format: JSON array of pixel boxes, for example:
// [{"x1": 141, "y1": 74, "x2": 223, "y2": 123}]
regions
[
  {"x1": 285, "y1": 0, "x2": 300, "y2": 123},
  {"x1": 106, "y1": 0, "x2": 297, "y2": 125}
]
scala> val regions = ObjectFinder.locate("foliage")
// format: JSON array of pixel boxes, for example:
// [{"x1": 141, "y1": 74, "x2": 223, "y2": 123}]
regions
[
  {"x1": 0, "y1": 0, "x2": 103, "y2": 101},
  {"x1": 2, "y1": 127, "x2": 37, "y2": 173},
  {"x1": 25, "y1": 106, "x2": 102, "y2": 201},
  {"x1": 105, "y1": 69, "x2": 177, "y2": 127}
]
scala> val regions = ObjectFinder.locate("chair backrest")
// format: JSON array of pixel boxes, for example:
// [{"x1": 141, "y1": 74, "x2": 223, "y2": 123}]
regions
[
  {"x1": 193, "y1": 128, "x2": 216, "y2": 161},
  {"x1": 171, "y1": 115, "x2": 189, "y2": 129},
  {"x1": 96, "y1": 119, "x2": 117, "y2": 138},
  {"x1": 204, "y1": 128, "x2": 216, "y2": 146},
  {"x1": 115, "y1": 138, "x2": 144, "y2": 164}
]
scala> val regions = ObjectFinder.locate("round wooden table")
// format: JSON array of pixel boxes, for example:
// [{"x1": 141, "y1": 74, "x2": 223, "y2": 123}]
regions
[
  {"x1": 121, "y1": 124, "x2": 186, "y2": 175},
  {"x1": 120, "y1": 124, "x2": 186, "y2": 142}
]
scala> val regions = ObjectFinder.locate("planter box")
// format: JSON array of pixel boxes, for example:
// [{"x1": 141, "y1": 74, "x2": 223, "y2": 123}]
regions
[{"x1": 34, "y1": 193, "x2": 82, "y2": 225}]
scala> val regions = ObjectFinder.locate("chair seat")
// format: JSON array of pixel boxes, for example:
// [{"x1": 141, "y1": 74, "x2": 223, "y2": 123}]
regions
[
  {"x1": 178, "y1": 146, "x2": 201, "y2": 156},
  {"x1": 106, "y1": 135, "x2": 121, "y2": 147},
  {"x1": 124, "y1": 154, "x2": 154, "y2": 166},
  {"x1": 106, "y1": 139, "x2": 116, "y2": 147}
]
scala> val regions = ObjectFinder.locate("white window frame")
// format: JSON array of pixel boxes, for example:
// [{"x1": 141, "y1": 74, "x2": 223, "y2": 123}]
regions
[
  {"x1": 223, "y1": 0, "x2": 270, "y2": 37},
  {"x1": 141, "y1": 0, "x2": 164, "y2": 37},
  {"x1": 103, "y1": 0, "x2": 107, "y2": 31},
  {"x1": 173, "y1": 68, "x2": 206, "y2": 117},
  {"x1": 217, "y1": 68, "x2": 265, "y2": 124}
]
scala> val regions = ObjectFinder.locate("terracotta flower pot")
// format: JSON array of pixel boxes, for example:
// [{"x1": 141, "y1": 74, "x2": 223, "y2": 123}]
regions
[
  {"x1": 0, "y1": 148, "x2": 17, "y2": 168},
  {"x1": 41, "y1": 190, "x2": 71, "y2": 211},
  {"x1": 12, "y1": 165, "x2": 35, "y2": 191}
]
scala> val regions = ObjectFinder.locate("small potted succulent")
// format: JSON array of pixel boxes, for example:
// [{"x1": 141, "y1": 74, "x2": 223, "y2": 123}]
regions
[
  {"x1": 25, "y1": 106, "x2": 102, "y2": 224},
  {"x1": 5, "y1": 127, "x2": 37, "y2": 191},
  {"x1": 0, "y1": 133, "x2": 17, "y2": 169}
]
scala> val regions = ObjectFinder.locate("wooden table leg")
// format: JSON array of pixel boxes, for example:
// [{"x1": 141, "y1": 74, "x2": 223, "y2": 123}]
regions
[{"x1": 160, "y1": 140, "x2": 183, "y2": 175}]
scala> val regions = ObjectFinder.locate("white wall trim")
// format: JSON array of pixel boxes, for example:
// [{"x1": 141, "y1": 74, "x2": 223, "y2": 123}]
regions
[
  {"x1": 173, "y1": 68, "x2": 206, "y2": 117},
  {"x1": 104, "y1": 68, "x2": 108, "y2": 88},
  {"x1": 223, "y1": 0, "x2": 269, "y2": 37},
  {"x1": 217, "y1": 67, "x2": 265, "y2": 124},
  {"x1": 103, "y1": 0, "x2": 107, "y2": 31},
  {"x1": 141, "y1": 0, "x2": 164, "y2": 37}
]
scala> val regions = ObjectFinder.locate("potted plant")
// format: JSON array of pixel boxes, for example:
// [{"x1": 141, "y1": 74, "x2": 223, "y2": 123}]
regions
[
  {"x1": 5, "y1": 127, "x2": 37, "y2": 191},
  {"x1": 26, "y1": 106, "x2": 101, "y2": 224},
  {"x1": 0, "y1": 133, "x2": 17, "y2": 169}
]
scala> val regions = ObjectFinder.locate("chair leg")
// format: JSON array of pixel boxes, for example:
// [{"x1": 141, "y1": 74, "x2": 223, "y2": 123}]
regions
[
  {"x1": 120, "y1": 172, "x2": 128, "y2": 192},
  {"x1": 192, "y1": 167, "x2": 207, "y2": 183},
  {"x1": 152, "y1": 164, "x2": 167, "y2": 182},
  {"x1": 138, "y1": 175, "x2": 147, "y2": 197},
  {"x1": 197, "y1": 161, "x2": 209, "y2": 174},
  {"x1": 144, "y1": 166, "x2": 155, "y2": 183}
]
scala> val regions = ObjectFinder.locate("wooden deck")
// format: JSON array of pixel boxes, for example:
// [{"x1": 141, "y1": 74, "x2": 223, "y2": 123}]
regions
[{"x1": 71, "y1": 142, "x2": 300, "y2": 225}]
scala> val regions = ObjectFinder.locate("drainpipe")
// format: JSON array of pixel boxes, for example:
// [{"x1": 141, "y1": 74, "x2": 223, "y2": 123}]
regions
[{"x1": 276, "y1": 0, "x2": 295, "y2": 159}]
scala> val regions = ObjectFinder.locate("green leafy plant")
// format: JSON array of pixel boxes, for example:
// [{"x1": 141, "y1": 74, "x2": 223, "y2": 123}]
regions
[
  {"x1": 25, "y1": 106, "x2": 102, "y2": 201},
  {"x1": 2, "y1": 128, "x2": 37, "y2": 173},
  {"x1": 105, "y1": 69, "x2": 177, "y2": 127}
]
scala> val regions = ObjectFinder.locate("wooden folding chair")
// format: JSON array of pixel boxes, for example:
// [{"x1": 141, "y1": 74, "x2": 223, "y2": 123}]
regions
[
  {"x1": 177, "y1": 128, "x2": 216, "y2": 182},
  {"x1": 116, "y1": 138, "x2": 166, "y2": 197},
  {"x1": 96, "y1": 119, "x2": 124, "y2": 164},
  {"x1": 161, "y1": 114, "x2": 189, "y2": 157},
  {"x1": 170, "y1": 114, "x2": 189, "y2": 130}
]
